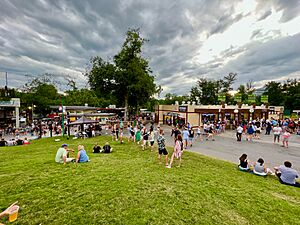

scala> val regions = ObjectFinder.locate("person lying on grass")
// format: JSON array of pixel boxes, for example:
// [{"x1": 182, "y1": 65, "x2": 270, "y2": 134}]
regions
[
  {"x1": 76, "y1": 145, "x2": 90, "y2": 163},
  {"x1": 274, "y1": 161, "x2": 300, "y2": 188},
  {"x1": 55, "y1": 143, "x2": 75, "y2": 165},
  {"x1": 101, "y1": 142, "x2": 113, "y2": 153}
]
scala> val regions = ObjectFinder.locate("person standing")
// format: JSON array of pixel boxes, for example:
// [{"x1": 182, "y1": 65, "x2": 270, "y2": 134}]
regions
[
  {"x1": 167, "y1": 134, "x2": 183, "y2": 168},
  {"x1": 149, "y1": 127, "x2": 155, "y2": 151},
  {"x1": 196, "y1": 126, "x2": 203, "y2": 141},
  {"x1": 282, "y1": 129, "x2": 291, "y2": 148},
  {"x1": 182, "y1": 127, "x2": 189, "y2": 149},
  {"x1": 236, "y1": 125, "x2": 243, "y2": 141},
  {"x1": 157, "y1": 129, "x2": 169, "y2": 167},
  {"x1": 247, "y1": 124, "x2": 254, "y2": 141},
  {"x1": 273, "y1": 124, "x2": 282, "y2": 143},
  {"x1": 188, "y1": 128, "x2": 194, "y2": 147}
]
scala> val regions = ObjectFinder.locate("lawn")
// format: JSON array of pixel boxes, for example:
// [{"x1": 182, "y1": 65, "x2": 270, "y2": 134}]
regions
[{"x1": 0, "y1": 136, "x2": 300, "y2": 225}]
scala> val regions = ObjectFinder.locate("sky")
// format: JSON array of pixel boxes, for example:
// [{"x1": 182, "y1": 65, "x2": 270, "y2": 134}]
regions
[{"x1": 0, "y1": 0, "x2": 300, "y2": 96}]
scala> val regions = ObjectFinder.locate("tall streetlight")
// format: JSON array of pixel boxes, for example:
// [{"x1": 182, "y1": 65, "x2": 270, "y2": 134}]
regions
[
  {"x1": 28, "y1": 104, "x2": 36, "y2": 124},
  {"x1": 61, "y1": 93, "x2": 68, "y2": 137}
]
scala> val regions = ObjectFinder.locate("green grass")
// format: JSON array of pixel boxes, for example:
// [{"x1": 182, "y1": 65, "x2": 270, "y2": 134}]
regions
[{"x1": 0, "y1": 136, "x2": 300, "y2": 225}]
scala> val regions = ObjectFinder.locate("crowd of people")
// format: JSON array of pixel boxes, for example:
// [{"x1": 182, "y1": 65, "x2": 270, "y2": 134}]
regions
[{"x1": 0, "y1": 137, "x2": 30, "y2": 147}]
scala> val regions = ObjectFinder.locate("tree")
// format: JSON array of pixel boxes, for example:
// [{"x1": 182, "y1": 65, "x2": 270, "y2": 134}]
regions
[
  {"x1": 114, "y1": 28, "x2": 156, "y2": 118},
  {"x1": 85, "y1": 56, "x2": 117, "y2": 101},
  {"x1": 263, "y1": 81, "x2": 285, "y2": 106},
  {"x1": 236, "y1": 85, "x2": 248, "y2": 103},
  {"x1": 86, "y1": 28, "x2": 157, "y2": 119},
  {"x1": 222, "y1": 73, "x2": 237, "y2": 92},
  {"x1": 282, "y1": 79, "x2": 300, "y2": 110},
  {"x1": 190, "y1": 78, "x2": 222, "y2": 105},
  {"x1": 65, "y1": 89, "x2": 104, "y2": 107},
  {"x1": 159, "y1": 93, "x2": 189, "y2": 105}
]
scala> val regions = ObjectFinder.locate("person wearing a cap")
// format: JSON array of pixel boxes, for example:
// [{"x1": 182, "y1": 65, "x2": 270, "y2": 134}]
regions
[{"x1": 55, "y1": 143, "x2": 74, "y2": 165}]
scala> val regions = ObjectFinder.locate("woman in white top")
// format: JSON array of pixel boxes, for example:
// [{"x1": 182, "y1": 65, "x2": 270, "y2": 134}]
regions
[{"x1": 253, "y1": 158, "x2": 273, "y2": 176}]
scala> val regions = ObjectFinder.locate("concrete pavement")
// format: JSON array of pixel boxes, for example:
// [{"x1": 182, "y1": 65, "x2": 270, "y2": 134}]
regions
[{"x1": 161, "y1": 125, "x2": 300, "y2": 172}]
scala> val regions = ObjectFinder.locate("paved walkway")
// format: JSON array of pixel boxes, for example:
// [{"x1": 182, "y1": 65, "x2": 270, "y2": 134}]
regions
[
  {"x1": 3, "y1": 125, "x2": 300, "y2": 171},
  {"x1": 161, "y1": 125, "x2": 300, "y2": 172}
]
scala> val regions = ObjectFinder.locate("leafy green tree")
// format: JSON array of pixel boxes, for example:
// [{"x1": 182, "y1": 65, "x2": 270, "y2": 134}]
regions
[
  {"x1": 114, "y1": 28, "x2": 156, "y2": 117},
  {"x1": 159, "y1": 93, "x2": 189, "y2": 105},
  {"x1": 263, "y1": 81, "x2": 285, "y2": 106},
  {"x1": 282, "y1": 79, "x2": 300, "y2": 110},
  {"x1": 85, "y1": 56, "x2": 117, "y2": 101},
  {"x1": 190, "y1": 78, "x2": 222, "y2": 105},
  {"x1": 86, "y1": 28, "x2": 157, "y2": 119},
  {"x1": 65, "y1": 89, "x2": 107, "y2": 107}
]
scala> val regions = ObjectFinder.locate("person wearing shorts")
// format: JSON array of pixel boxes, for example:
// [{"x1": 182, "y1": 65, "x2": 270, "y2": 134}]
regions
[
  {"x1": 273, "y1": 124, "x2": 282, "y2": 143},
  {"x1": 142, "y1": 127, "x2": 149, "y2": 150},
  {"x1": 149, "y1": 128, "x2": 155, "y2": 151},
  {"x1": 157, "y1": 129, "x2": 168, "y2": 167}
]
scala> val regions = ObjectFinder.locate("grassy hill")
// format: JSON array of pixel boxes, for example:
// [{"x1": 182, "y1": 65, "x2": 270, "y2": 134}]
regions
[{"x1": 0, "y1": 136, "x2": 299, "y2": 225}]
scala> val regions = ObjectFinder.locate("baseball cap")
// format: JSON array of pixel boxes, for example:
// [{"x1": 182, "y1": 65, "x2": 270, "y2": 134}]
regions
[{"x1": 61, "y1": 143, "x2": 68, "y2": 147}]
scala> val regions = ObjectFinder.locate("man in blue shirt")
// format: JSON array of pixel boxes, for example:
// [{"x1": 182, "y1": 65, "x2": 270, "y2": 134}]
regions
[{"x1": 274, "y1": 161, "x2": 300, "y2": 188}]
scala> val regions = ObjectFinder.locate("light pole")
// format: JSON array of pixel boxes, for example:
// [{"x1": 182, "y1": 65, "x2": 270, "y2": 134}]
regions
[
  {"x1": 28, "y1": 104, "x2": 36, "y2": 124},
  {"x1": 61, "y1": 93, "x2": 67, "y2": 137}
]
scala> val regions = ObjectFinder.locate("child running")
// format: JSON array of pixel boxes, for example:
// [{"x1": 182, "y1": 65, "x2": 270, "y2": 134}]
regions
[
  {"x1": 282, "y1": 129, "x2": 291, "y2": 148},
  {"x1": 157, "y1": 129, "x2": 169, "y2": 167},
  {"x1": 167, "y1": 134, "x2": 183, "y2": 168}
]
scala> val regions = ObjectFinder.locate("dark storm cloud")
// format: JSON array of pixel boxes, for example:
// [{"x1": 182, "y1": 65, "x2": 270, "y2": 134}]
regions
[
  {"x1": 255, "y1": 0, "x2": 300, "y2": 23},
  {"x1": 0, "y1": 0, "x2": 299, "y2": 96}
]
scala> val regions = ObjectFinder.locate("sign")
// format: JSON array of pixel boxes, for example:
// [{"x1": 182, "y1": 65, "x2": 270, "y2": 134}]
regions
[
  {"x1": 0, "y1": 100, "x2": 14, "y2": 106},
  {"x1": 0, "y1": 98, "x2": 20, "y2": 107},
  {"x1": 218, "y1": 93, "x2": 226, "y2": 102},
  {"x1": 178, "y1": 106, "x2": 187, "y2": 112},
  {"x1": 248, "y1": 94, "x2": 256, "y2": 103},
  {"x1": 261, "y1": 95, "x2": 268, "y2": 103},
  {"x1": 234, "y1": 94, "x2": 242, "y2": 102}
]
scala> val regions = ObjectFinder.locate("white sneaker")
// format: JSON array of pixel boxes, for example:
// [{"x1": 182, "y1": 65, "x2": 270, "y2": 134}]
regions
[{"x1": 166, "y1": 165, "x2": 171, "y2": 168}]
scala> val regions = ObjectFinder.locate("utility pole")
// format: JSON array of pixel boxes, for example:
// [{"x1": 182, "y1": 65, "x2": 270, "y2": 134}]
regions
[{"x1": 5, "y1": 72, "x2": 8, "y2": 96}]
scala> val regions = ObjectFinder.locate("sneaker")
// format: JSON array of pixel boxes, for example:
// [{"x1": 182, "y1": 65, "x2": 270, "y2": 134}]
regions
[{"x1": 166, "y1": 165, "x2": 171, "y2": 168}]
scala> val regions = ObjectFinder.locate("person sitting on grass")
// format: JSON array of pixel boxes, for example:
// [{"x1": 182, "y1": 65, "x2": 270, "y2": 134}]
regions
[
  {"x1": 93, "y1": 143, "x2": 101, "y2": 153},
  {"x1": 16, "y1": 138, "x2": 23, "y2": 145},
  {"x1": 157, "y1": 129, "x2": 169, "y2": 167},
  {"x1": 238, "y1": 154, "x2": 251, "y2": 171},
  {"x1": 0, "y1": 138, "x2": 7, "y2": 147},
  {"x1": 167, "y1": 134, "x2": 183, "y2": 168},
  {"x1": 55, "y1": 143, "x2": 75, "y2": 165},
  {"x1": 23, "y1": 137, "x2": 30, "y2": 145},
  {"x1": 253, "y1": 158, "x2": 273, "y2": 176},
  {"x1": 274, "y1": 161, "x2": 300, "y2": 188},
  {"x1": 76, "y1": 145, "x2": 89, "y2": 163},
  {"x1": 101, "y1": 142, "x2": 113, "y2": 153}
]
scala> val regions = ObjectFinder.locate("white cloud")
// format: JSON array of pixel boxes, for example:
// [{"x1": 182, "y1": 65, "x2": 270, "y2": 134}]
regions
[{"x1": 0, "y1": 0, "x2": 299, "y2": 96}]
